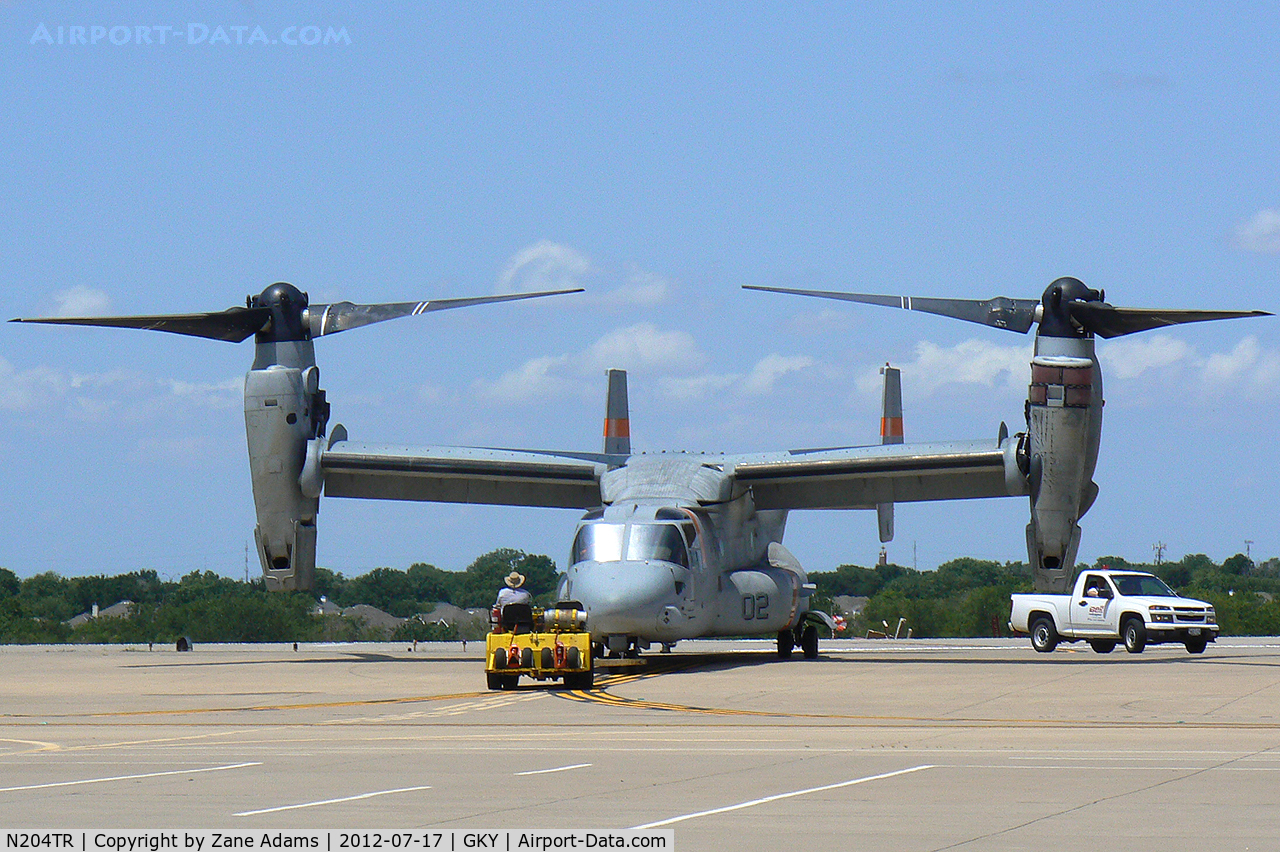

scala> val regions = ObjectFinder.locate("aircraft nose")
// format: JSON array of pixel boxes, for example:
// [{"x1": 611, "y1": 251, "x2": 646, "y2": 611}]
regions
[{"x1": 568, "y1": 560, "x2": 675, "y2": 635}]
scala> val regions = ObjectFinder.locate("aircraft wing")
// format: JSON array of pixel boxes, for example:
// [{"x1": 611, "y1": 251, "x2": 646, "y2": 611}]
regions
[
  {"x1": 725, "y1": 438, "x2": 1027, "y2": 510},
  {"x1": 320, "y1": 440, "x2": 607, "y2": 509}
]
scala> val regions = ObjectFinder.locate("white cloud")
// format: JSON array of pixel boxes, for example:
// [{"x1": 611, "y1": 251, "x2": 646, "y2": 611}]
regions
[
  {"x1": 496, "y1": 240, "x2": 592, "y2": 294},
  {"x1": 0, "y1": 356, "x2": 64, "y2": 411},
  {"x1": 475, "y1": 323, "x2": 704, "y2": 404},
  {"x1": 1232, "y1": 209, "x2": 1280, "y2": 254},
  {"x1": 786, "y1": 308, "x2": 858, "y2": 336},
  {"x1": 167, "y1": 376, "x2": 244, "y2": 409},
  {"x1": 742, "y1": 354, "x2": 814, "y2": 395},
  {"x1": 1100, "y1": 334, "x2": 1279, "y2": 401},
  {"x1": 659, "y1": 372, "x2": 738, "y2": 401},
  {"x1": 1200, "y1": 336, "x2": 1280, "y2": 397},
  {"x1": 474, "y1": 324, "x2": 815, "y2": 406},
  {"x1": 583, "y1": 323, "x2": 703, "y2": 371},
  {"x1": 475, "y1": 353, "x2": 574, "y2": 403},
  {"x1": 53, "y1": 285, "x2": 111, "y2": 317},
  {"x1": 657, "y1": 354, "x2": 813, "y2": 402},
  {"x1": 597, "y1": 268, "x2": 671, "y2": 308},
  {"x1": 863, "y1": 333, "x2": 1279, "y2": 407},
  {"x1": 0, "y1": 357, "x2": 245, "y2": 415},
  {"x1": 1098, "y1": 334, "x2": 1193, "y2": 379},
  {"x1": 859, "y1": 338, "x2": 1032, "y2": 397},
  {"x1": 497, "y1": 241, "x2": 678, "y2": 308}
]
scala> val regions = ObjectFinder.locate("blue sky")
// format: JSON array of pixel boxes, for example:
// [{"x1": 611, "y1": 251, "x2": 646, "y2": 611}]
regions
[{"x1": 2, "y1": 2, "x2": 1276, "y2": 581}]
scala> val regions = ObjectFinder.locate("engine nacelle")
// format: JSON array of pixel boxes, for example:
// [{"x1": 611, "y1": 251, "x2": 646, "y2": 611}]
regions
[
  {"x1": 1024, "y1": 339, "x2": 1103, "y2": 593},
  {"x1": 244, "y1": 341, "x2": 328, "y2": 591}
]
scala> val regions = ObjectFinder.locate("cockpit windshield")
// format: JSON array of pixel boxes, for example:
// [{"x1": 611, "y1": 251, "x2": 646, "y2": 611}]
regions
[
  {"x1": 626, "y1": 524, "x2": 688, "y2": 567},
  {"x1": 572, "y1": 523, "x2": 624, "y2": 564},
  {"x1": 571, "y1": 522, "x2": 690, "y2": 568}
]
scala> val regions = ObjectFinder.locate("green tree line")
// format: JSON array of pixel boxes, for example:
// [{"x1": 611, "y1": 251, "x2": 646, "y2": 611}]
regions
[
  {"x1": 2, "y1": 548, "x2": 1277, "y2": 644},
  {"x1": 0, "y1": 548, "x2": 556, "y2": 645},
  {"x1": 811, "y1": 553, "x2": 1280, "y2": 638}
]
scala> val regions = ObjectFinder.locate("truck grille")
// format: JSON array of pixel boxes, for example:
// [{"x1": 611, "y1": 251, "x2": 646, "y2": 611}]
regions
[{"x1": 1174, "y1": 608, "x2": 1205, "y2": 623}]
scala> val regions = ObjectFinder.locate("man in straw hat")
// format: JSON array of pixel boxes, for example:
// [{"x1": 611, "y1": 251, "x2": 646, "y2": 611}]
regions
[{"x1": 495, "y1": 570, "x2": 533, "y2": 608}]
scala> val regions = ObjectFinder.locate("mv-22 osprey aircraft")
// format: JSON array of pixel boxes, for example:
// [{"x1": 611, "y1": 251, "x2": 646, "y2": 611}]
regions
[{"x1": 14, "y1": 277, "x2": 1268, "y2": 662}]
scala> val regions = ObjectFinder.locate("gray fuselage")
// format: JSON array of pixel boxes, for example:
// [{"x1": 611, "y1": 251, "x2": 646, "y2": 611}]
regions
[{"x1": 559, "y1": 455, "x2": 809, "y2": 651}]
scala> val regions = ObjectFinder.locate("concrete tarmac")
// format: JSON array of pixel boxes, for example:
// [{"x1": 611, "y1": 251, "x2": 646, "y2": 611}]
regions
[{"x1": 2, "y1": 637, "x2": 1279, "y2": 851}]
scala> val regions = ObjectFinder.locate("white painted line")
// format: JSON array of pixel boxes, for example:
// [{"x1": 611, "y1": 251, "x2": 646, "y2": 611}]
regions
[
  {"x1": 234, "y1": 785, "x2": 432, "y2": 817},
  {"x1": 953, "y1": 763, "x2": 1280, "y2": 772},
  {"x1": 515, "y1": 763, "x2": 592, "y2": 776},
  {"x1": 630, "y1": 764, "x2": 935, "y2": 829},
  {"x1": 0, "y1": 761, "x2": 261, "y2": 793}
]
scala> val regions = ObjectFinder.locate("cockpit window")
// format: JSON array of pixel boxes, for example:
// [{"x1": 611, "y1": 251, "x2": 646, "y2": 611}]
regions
[
  {"x1": 572, "y1": 523, "x2": 624, "y2": 564},
  {"x1": 625, "y1": 524, "x2": 689, "y2": 568},
  {"x1": 571, "y1": 522, "x2": 689, "y2": 568}
]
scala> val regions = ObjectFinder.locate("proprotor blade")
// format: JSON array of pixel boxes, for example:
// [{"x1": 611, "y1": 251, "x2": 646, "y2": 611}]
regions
[
  {"x1": 744, "y1": 285, "x2": 1040, "y2": 333},
  {"x1": 1067, "y1": 302, "x2": 1273, "y2": 339},
  {"x1": 306, "y1": 287, "x2": 585, "y2": 337},
  {"x1": 8, "y1": 306, "x2": 272, "y2": 342}
]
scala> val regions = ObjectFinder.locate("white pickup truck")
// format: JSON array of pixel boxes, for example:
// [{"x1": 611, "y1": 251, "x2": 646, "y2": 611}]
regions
[{"x1": 1010, "y1": 570, "x2": 1218, "y2": 654}]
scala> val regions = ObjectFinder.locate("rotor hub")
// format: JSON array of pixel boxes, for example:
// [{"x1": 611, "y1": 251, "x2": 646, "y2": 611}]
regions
[
  {"x1": 1040, "y1": 277, "x2": 1102, "y2": 338},
  {"x1": 249, "y1": 282, "x2": 311, "y2": 343}
]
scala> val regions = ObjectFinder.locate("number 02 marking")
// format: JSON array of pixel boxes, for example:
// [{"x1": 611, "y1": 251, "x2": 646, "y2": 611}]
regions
[{"x1": 742, "y1": 593, "x2": 769, "y2": 620}]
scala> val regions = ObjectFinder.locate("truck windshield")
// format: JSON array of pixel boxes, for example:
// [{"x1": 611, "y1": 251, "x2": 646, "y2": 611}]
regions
[{"x1": 1113, "y1": 575, "x2": 1178, "y2": 597}]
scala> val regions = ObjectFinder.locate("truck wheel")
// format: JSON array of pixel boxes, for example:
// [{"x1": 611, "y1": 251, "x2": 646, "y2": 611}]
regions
[
  {"x1": 777, "y1": 628, "x2": 794, "y2": 659},
  {"x1": 1185, "y1": 636, "x2": 1208, "y2": 654},
  {"x1": 1123, "y1": 618, "x2": 1147, "y2": 654},
  {"x1": 566, "y1": 647, "x2": 582, "y2": 669},
  {"x1": 1030, "y1": 617, "x2": 1058, "y2": 653},
  {"x1": 500, "y1": 674, "x2": 519, "y2": 690},
  {"x1": 801, "y1": 624, "x2": 819, "y2": 659},
  {"x1": 1089, "y1": 640, "x2": 1116, "y2": 654},
  {"x1": 486, "y1": 673, "x2": 503, "y2": 691}
]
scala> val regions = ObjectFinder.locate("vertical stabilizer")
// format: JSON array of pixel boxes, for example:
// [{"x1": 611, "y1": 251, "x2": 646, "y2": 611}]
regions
[
  {"x1": 604, "y1": 368, "x2": 631, "y2": 456},
  {"x1": 877, "y1": 364, "x2": 902, "y2": 543}
]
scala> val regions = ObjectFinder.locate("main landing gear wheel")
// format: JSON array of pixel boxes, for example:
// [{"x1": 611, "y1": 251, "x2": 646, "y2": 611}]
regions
[
  {"x1": 777, "y1": 628, "x2": 794, "y2": 659},
  {"x1": 801, "y1": 624, "x2": 819, "y2": 659}
]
